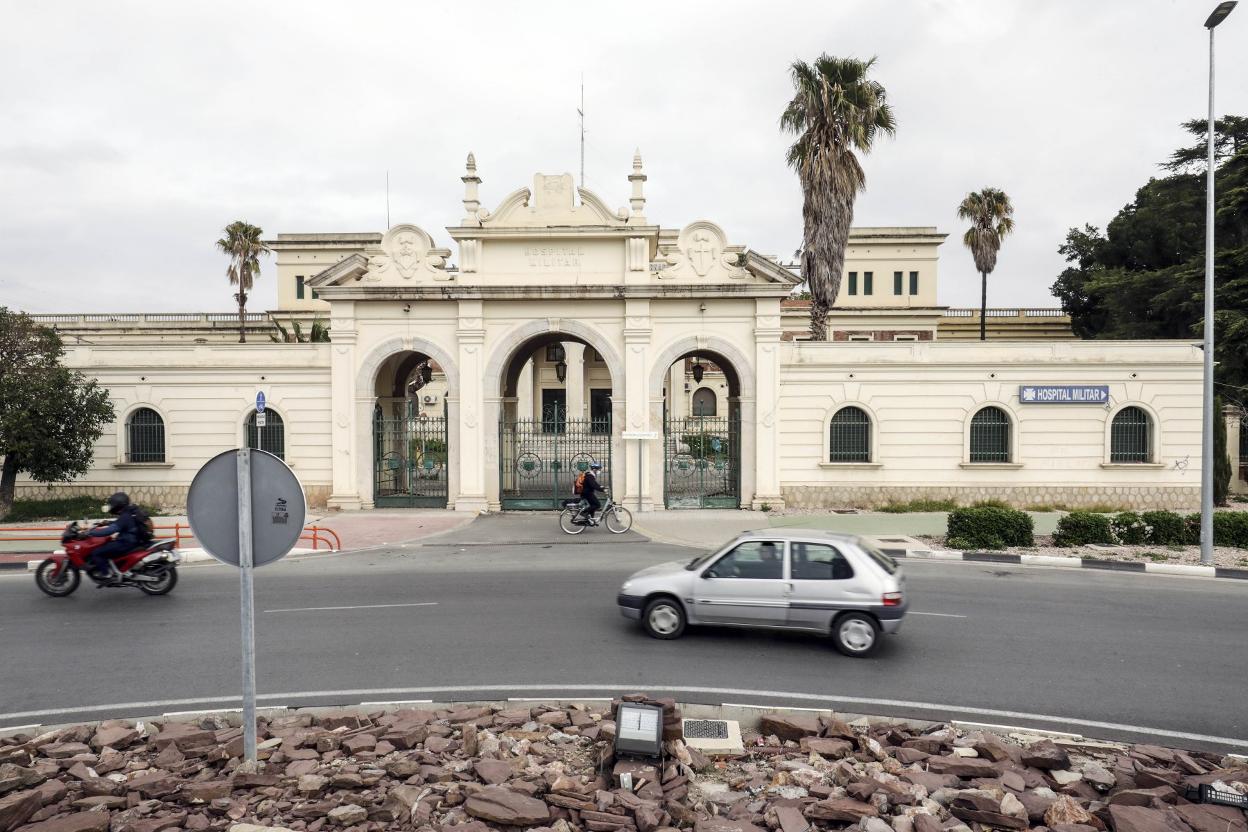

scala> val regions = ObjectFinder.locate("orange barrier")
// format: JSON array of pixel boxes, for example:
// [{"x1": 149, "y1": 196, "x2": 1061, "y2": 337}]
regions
[{"x1": 0, "y1": 522, "x2": 340, "y2": 552}]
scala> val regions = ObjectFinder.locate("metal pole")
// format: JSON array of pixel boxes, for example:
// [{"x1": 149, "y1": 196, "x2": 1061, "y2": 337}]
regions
[
  {"x1": 1200, "y1": 25, "x2": 1216, "y2": 566},
  {"x1": 237, "y1": 448, "x2": 258, "y2": 760},
  {"x1": 637, "y1": 439, "x2": 643, "y2": 513}
]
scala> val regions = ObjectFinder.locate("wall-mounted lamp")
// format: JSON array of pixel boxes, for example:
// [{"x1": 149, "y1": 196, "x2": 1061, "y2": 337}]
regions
[
  {"x1": 691, "y1": 356, "x2": 706, "y2": 383},
  {"x1": 555, "y1": 360, "x2": 568, "y2": 383}
]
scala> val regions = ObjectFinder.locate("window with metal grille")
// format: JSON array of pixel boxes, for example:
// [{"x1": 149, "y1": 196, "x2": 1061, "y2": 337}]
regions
[
  {"x1": 848, "y1": 272, "x2": 858, "y2": 295},
  {"x1": 246, "y1": 409, "x2": 286, "y2": 460},
  {"x1": 829, "y1": 406, "x2": 871, "y2": 462},
  {"x1": 1110, "y1": 406, "x2": 1152, "y2": 463},
  {"x1": 126, "y1": 408, "x2": 165, "y2": 463},
  {"x1": 969, "y1": 406, "x2": 1011, "y2": 463}
]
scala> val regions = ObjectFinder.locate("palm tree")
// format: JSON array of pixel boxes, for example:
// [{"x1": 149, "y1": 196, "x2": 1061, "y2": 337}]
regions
[
  {"x1": 215, "y1": 221, "x2": 271, "y2": 343},
  {"x1": 781, "y1": 55, "x2": 896, "y2": 341},
  {"x1": 957, "y1": 189, "x2": 1015, "y2": 341}
]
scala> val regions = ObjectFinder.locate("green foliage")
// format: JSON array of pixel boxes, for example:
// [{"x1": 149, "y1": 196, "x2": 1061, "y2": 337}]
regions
[
  {"x1": 0, "y1": 309, "x2": 116, "y2": 521},
  {"x1": 1142, "y1": 510, "x2": 1187, "y2": 545},
  {"x1": 1110, "y1": 511, "x2": 1149, "y2": 545},
  {"x1": 684, "y1": 433, "x2": 727, "y2": 459},
  {"x1": 4, "y1": 496, "x2": 106, "y2": 523},
  {"x1": 1184, "y1": 513, "x2": 1202, "y2": 546},
  {"x1": 759, "y1": 503, "x2": 773, "y2": 513},
  {"x1": 216, "y1": 220, "x2": 270, "y2": 344},
  {"x1": 879, "y1": 498, "x2": 959, "y2": 513},
  {"x1": 1213, "y1": 511, "x2": 1248, "y2": 547},
  {"x1": 1215, "y1": 396, "x2": 1231, "y2": 506},
  {"x1": 270, "y1": 317, "x2": 330, "y2": 344},
  {"x1": 947, "y1": 506, "x2": 1034, "y2": 549},
  {"x1": 1052, "y1": 511, "x2": 1115, "y2": 547},
  {"x1": 1052, "y1": 117, "x2": 1248, "y2": 393},
  {"x1": 970, "y1": 499, "x2": 1010, "y2": 509}
]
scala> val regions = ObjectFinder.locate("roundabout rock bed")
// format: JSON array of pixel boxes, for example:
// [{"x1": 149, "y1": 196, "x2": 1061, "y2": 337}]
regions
[{"x1": 0, "y1": 697, "x2": 1245, "y2": 832}]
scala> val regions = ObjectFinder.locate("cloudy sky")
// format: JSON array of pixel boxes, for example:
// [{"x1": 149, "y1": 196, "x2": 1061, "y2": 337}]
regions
[{"x1": 1, "y1": 0, "x2": 1244, "y2": 313}]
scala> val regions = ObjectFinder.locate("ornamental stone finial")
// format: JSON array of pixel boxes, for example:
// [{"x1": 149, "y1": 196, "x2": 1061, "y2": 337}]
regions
[
  {"x1": 628, "y1": 148, "x2": 646, "y2": 218},
  {"x1": 462, "y1": 151, "x2": 482, "y2": 217}
]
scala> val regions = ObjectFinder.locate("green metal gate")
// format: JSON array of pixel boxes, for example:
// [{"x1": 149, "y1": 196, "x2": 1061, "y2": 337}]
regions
[
  {"x1": 373, "y1": 401, "x2": 449, "y2": 508},
  {"x1": 499, "y1": 406, "x2": 612, "y2": 510},
  {"x1": 664, "y1": 415, "x2": 740, "y2": 509}
]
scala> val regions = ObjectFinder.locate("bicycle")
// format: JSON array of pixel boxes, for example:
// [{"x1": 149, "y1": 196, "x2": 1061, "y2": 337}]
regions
[{"x1": 558, "y1": 493, "x2": 633, "y2": 535}]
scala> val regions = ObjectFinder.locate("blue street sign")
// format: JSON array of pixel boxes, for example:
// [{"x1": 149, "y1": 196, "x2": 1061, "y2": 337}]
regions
[
  {"x1": 1019, "y1": 385, "x2": 1109, "y2": 404},
  {"x1": 255, "y1": 391, "x2": 266, "y2": 413}
]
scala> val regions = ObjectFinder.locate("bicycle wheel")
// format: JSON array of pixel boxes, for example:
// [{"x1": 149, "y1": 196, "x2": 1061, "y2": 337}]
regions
[
  {"x1": 559, "y1": 508, "x2": 587, "y2": 535},
  {"x1": 605, "y1": 505, "x2": 633, "y2": 534}
]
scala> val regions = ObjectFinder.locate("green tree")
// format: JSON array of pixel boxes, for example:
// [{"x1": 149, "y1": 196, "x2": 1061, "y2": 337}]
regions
[
  {"x1": 1215, "y1": 396, "x2": 1231, "y2": 506},
  {"x1": 215, "y1": 221, "x2": 271, "y2": 344},
  {"x1": 957, "y1": 188, "x2": 1015, "y2": 341},
  {"x1": 0, "y1": 309, "x2": 115, "y2": 520},
  {"x1": 1051, "y1": 116, "x2": 1248, "y2": 393},
  {"x1": 781, "y1": 55, "x2": 896, "y2": 341}
]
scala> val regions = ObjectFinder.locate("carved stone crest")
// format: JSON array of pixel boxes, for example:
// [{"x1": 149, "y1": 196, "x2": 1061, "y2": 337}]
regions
[
  {"x1": 656, "y1": 221, "x2": 747, "y2": 281},
  {"x1": 362, "y1": 224, "x2": 452, "y2": 283}
]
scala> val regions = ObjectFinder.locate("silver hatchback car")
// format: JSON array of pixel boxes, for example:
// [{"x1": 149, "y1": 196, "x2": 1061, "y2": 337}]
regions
[{"x1": 617, "y1": 529, "x2": 906, "y2": 657}]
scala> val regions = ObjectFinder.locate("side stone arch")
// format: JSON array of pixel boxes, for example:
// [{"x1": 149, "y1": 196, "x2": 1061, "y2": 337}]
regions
[
  {"x1": 647, "y1": 335, "x2": 756, "y2": 400},
  {"x1": 355, "y1": 335, "x2": 460, "y2": 398}
]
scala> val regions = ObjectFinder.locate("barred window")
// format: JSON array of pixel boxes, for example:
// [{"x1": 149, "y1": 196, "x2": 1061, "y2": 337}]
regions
[
  {"x1": 126, "y1": 408, "x2": 165, "y2": 463},
  {"x1": 246, "y1": 409, "x2": 286, "y2": 460},
  {"x1": 1110, "y1": 406, "x2": 1152, "y2": 463},
  {"x1": 829, "y1": 407, "x2": 871, "y2": 462},
  {"x1": 969, "y1": 406, "x2": 1011, "y2": 463}
]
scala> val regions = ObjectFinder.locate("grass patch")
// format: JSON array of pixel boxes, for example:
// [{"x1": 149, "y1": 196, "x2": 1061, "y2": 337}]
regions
[
  {"x1": 878, "y1": 499, "x2": 959, "y2": 513},
  {"x1": 3, "y1": 496, "x2": 106, "y2": 523},
  {"x1": 1141, "y1": 551, "x2": 1170, "y2": 562},
  {"x1": 1079, "y1": 503, "x2": 1134, "y2": 514},
  {"x1": 1023, "y1": 503, "x2": 1064, "y2": 512}
]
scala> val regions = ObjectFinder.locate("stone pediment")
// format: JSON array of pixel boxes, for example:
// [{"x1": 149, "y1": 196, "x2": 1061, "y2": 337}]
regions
[
  {"x1": 309, "y1": 224, "x2": 453, "y2": 287},
  {"x1": 653, "y1": 221, "x2": 798, "y2": 286},
  {"x1": 478, "y1": 174, "x2": 630, "y2": 228}
]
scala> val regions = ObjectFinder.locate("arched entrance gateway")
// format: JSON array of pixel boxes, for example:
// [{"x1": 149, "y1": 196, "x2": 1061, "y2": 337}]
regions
[{"x1": 313, "y1": 159, "x2": 792, "y2": 513}]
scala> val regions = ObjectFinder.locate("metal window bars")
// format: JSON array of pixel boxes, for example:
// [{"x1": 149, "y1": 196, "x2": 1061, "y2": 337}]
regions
[
  {"x1": 1110, "y1": 406, "x2": 1152, "y2": 463},
  {"x1": 246, "y1": 410, "x2": 286, "y2": 460},
  {"x1": 126, "y1": 408, "x2": 166, "y2": 463},
  {"x1": 829, "y1": 407, "x2": 871, "y2": 463},
  {"x1": 969, "y1": 407, "x2": 1011, "y2": 463}
]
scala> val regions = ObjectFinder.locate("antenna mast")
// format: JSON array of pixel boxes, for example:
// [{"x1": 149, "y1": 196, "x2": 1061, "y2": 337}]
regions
[{"x1": 578, "y1": 74, "x2": 585, "y2": 188}]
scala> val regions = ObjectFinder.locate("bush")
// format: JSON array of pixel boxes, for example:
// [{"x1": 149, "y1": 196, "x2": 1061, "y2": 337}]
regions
[
  {"x1": 4, "y1": 496, "x2": 106, "y2": 523},
  {"x1": 1184, "y1": 513, "x2": 1202, "y2": 546},
  {"x1": 947, "y1": 506, "x2": 1033, "y2": 549},
  {"x1": 970, "y1": 499, "x2": 1011, "y2": 510},
  {"x1": 1052, "y1": 511, "x2": 1114, "y2": 547},
  {"x1": 1213, "y1": 512, "x2": 1248, "y2": 547},
  {"x1": 684, "y1": 433, "x2": 727, "y2": 459},
  {"x1": 1142, "y1": 510, "x2": 1186, "y2": 545},
  {"x1": 1111, "y1": 512, "x2": 1149, "y2": 545},
  {"x1": 879, "y1": 498, "x2": 959, "y2": 513}
]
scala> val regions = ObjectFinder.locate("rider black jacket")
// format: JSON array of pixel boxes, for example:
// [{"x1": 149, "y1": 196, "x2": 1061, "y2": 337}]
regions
[{"x1": 89, "y1": 506, "x2": 142, "y2": 546}]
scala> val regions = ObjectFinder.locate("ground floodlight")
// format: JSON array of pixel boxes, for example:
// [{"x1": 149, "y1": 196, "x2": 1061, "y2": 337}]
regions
[{"x1": 614, "y1": 702, "x2": 664, "y2": 759}]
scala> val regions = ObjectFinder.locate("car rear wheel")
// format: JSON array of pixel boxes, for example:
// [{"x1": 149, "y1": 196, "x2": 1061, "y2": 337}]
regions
[
  {"x1": 642, "y1": 597, "x2": 686, "y2": 640},
  {"x1": 833, "y1": 612, "x2": 880, "y2": 657}
]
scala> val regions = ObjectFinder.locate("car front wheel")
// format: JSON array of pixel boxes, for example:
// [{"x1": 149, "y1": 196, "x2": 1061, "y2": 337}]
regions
[
  {"x1": 642, "y1": 597, "x2": 686, "y2": 640},
  {"x1": 833, "y1": 612, "x2": 880, "y2": 657}
]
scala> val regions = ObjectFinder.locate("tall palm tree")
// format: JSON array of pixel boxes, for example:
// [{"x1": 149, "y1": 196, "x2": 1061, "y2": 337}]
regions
[
  {"x1": 215, "y1": 221, "x2": 270, "y2": 343},
  {"x1": 781, "y1": 55, "x2": 895, "y2": 341},
  {"x1": 957, "y1": 189, "x2": 1015, "y2": 341}
]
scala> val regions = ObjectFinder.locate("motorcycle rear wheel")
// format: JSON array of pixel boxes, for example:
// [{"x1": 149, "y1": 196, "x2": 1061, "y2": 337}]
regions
[
  {"x1": 558, "y1": 508, "x2": 587, "y2": 535},
  {"x1": 35, "y1": 560, "x2": 80, "y2": 597},
  {"x1": 138, "y1": 565, "x2": 178, "y2": 596}
]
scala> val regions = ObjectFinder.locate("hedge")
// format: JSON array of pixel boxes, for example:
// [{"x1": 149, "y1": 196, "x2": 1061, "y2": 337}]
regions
[
  {"x1": 1141, "y1": 511, "x2": 1186, "y2": 545},
  {"x1": 1052, "y1": 511, "x2": 1115, "y2": 547},
  {"x1": 946, "y1": 506, "x2": 1033, "y2": 549},
  {"x1": 1110, "y1": 512, "x2": 1149, "y2": 545}
]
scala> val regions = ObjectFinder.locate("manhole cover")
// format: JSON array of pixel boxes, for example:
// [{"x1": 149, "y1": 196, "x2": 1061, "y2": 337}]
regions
[{"x1": 683, "y1": 719, "x2": 729, "y2": 739}]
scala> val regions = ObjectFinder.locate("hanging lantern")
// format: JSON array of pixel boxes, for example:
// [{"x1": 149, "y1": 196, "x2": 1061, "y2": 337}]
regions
[
  {"x1": 555, "y1": 359, "x2": 568, "y2": 383},
  {"x1": 420, "y1": 362, "x2": 434, "y2": 385},
  {"x1": 691, "y1": 356, "x2": 705, "y2": 383}
]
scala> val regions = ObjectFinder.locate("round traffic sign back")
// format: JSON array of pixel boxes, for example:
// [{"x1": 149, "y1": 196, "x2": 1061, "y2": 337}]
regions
[{"x1": 187, "y1": 449, "x2": 307, "y2": 567}]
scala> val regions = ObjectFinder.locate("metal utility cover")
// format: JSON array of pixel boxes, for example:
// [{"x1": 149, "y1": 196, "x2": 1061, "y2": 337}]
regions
[{"x1": 187, "y1": 449, "x2": 307, "y2": 567}]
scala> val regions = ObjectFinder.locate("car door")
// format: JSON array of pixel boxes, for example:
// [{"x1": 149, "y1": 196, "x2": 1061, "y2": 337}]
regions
[
  {"x1": 785, "y1": 541, "x2": 874, "y2": 629},
  {"x1": 693, "y1": 540, "x2": 789, "y2": 625}
]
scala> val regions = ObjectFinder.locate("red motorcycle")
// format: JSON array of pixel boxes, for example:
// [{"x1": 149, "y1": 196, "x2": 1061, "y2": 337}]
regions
[{"x1": 35, "y1": 522, "x2": 181, "y2": 597}]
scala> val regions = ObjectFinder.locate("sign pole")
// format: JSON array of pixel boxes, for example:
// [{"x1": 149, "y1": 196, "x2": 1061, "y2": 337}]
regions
[
  {"x1": 236, "y1": 447, "x2": 258, "y2": 762},
  {"x1": 637, "y1": 438, "x2": 643, "y2": 512}
]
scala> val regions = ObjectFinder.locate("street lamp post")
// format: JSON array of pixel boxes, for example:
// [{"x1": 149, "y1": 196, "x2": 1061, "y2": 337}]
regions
[{"x1": 1201, "y1": 1, "x2": 1236, "y2": 566}]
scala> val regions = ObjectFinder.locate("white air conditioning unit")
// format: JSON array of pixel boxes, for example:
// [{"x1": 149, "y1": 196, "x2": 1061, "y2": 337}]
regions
[{"x1": 423, "y1": 395, "x2": 436, "y2": 404}]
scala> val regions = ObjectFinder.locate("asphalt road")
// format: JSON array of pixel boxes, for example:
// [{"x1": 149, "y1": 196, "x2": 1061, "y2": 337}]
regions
[{"x1": 1, "y1": 515, "x2": 1245, "y2": 753}]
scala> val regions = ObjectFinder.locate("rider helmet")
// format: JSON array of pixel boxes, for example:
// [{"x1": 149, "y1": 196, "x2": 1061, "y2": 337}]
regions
[
  {"x1": 105, "y1": 492, "x2": 131, "y2": 515},
  {"x1": 589, "y1": 462, "x2": 602, "y2": 470}
]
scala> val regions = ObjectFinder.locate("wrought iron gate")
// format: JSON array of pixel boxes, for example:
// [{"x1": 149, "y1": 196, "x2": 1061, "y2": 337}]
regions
[
  {"x1": 373, "y1": 401, "x2": 449, "y2": 508},
  {"x1": 664, "y1": 415, "x2": 740, "y2": 509},
  {"x1": 499, "y1": 407, "x2": 612, "y2": 510}
]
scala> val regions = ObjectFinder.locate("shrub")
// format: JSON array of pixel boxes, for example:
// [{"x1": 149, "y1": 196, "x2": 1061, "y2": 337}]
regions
[
  {"x1": 879, "y1": 498, "x2": 959, "y2": 513},
  {"x1": 1142, "y1": 510, "x2": 1186, "y2": 545},
  {"x1": 1111, "y1": 512, "x2": 1149, "y2": 545},
  {"x1": 970, "y1": 499, "x2": 1010, "y2": 510},
  {"x1": 4, "y1": 496, "x2": 107, "y2": 523},
  {"x1": 1183, "y1": 513, "x2": 1202, "y2": 546},
  {"x1": 1052, "y1": 511, "x2": 1114, "y2": 547},
  {"x1": 1213, "y1": 511, "x2": 1248, "y2": 547},
  {"x1": 947, "y1": 506, "x2": 1033, "y2": 549}
]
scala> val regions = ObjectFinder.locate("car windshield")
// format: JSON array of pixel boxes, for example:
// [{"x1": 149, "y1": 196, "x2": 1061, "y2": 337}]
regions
[
  {"x1": 685, "y1": 539, "x2": 736, "y2": 570},
  {"x1": 859, "y1": 541, "x2": 899, "y2": 574}
]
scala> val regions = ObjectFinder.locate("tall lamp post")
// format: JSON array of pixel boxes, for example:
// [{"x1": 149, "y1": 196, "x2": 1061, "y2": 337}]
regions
[{"x1": 1201, "y1": 1, "x2": 1236, "y2": 566}]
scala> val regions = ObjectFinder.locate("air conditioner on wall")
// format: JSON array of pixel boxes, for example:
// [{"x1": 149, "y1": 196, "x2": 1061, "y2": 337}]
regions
[{"x1": 423, "y1": 395, "x2": 436, "y2": 404}]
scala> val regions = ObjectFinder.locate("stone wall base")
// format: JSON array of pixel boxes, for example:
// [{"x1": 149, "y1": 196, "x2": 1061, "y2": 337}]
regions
[
  {"x1": 14, "y1": 483, "x2": 332, "y2": 513},
  {"x1": 780, "y1": 484, "x2": 1201, "y2": 512}
]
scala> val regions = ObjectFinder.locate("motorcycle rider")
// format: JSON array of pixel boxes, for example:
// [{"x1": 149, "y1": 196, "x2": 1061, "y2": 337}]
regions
[
  {"x1": 87, "y1": 492, "x2": 144, "y2": 584},
  {"x1": 579, "y1": 462, "x2": 606, "y2": 525}
]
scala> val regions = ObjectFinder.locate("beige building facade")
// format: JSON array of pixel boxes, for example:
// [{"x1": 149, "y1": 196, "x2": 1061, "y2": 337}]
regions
[{"x1": 16, "y1": 154, "x2": 1208, "y2": 512}]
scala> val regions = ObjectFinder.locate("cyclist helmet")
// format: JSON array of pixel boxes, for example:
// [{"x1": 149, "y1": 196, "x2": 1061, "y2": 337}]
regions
[
  {"x1": 589, "y1": 462, "x2": 602, "y2": 470},
  {"x1": 105, "y1": 492, "x2": 131, "y2": 515}
]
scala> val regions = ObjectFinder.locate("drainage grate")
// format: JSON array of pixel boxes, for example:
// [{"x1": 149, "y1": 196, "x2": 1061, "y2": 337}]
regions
[{"x1": 683, "y1": 719, "x2": 729, "y2": 739}]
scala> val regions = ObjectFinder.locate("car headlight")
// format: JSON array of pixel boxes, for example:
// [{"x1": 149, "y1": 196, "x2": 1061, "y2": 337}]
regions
[{"x1": 621, "y1": 580, "x2": 633, "y2": 593}]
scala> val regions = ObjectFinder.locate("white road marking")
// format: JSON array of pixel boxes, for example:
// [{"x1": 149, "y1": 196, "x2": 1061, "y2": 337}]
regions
[
  {"x1": 359, "y1": 700, "x2": 434, "y2": 707},
  {"x1": 264, "y1": 602, "x2": 439, "y2": 613},
  {"x1": 909, "y1": 611, "x2": 968, "y2": 619},
  {"x1": 0, "y1": 684, "x2": 1242, "y2": 749}
]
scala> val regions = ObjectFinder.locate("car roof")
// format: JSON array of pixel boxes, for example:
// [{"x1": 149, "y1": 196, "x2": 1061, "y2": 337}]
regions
[{"x1": 737, "y1": 528, "x2": 860, "y2": 544}]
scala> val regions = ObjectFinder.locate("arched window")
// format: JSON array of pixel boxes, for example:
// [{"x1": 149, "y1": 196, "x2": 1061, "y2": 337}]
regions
[
  {"x1": 691, "y1": 387, "x2": 718, "y2": 417},
  {"x1": 246, "y1": 409, "x2": 285, "y2": 460},
  {"x1": 1110, "y1": 406, "x2": 1152, "y2": 463},
  {"x1": 969, "y1": 406, "x2": 1011, "y2": 463},
  {"x1": 829, "y1": 407, "x2": 871, "y2": 463},
  {"x1": 126, "y1": 408, "x2": 165, "y2": 463}
]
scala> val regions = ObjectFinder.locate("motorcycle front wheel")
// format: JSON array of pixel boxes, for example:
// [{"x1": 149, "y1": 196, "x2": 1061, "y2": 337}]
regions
[
  {"x1": 35, "y1": 560, "x2": 81, "y2": 597},
  {"x1": 138, "y1": 565, "x2": 178, "y2": 596},
  {"x1": 558, "y1": 509, "x2": 587, "y2": 535}
]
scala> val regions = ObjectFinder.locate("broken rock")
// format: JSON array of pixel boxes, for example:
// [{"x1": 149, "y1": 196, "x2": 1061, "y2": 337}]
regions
[{"x1": 464, "y1": 786, "x2": 552, "y2": 826}]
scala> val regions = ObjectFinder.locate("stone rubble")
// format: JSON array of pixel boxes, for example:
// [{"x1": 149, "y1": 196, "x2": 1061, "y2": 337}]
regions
[{"x1": 0, "y1": 698, "x2": 1244, "y2": 832}]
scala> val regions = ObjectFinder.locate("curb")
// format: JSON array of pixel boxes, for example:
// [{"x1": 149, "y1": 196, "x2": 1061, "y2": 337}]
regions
[{"x1": 899, "y1": 549, "x2": 1248, "y2": 581}]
